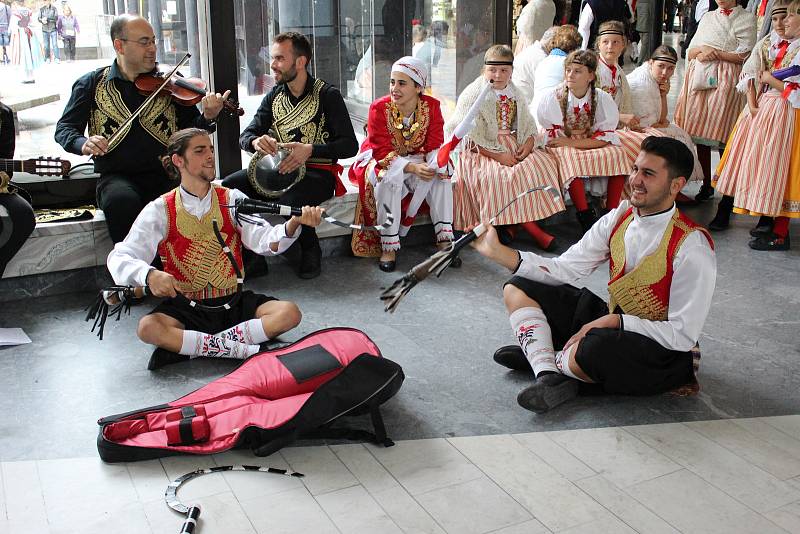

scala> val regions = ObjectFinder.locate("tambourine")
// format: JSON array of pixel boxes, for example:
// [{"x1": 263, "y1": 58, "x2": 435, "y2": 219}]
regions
[{"x1": 247, "y1": 148, "x2": 306, "y2": 199}]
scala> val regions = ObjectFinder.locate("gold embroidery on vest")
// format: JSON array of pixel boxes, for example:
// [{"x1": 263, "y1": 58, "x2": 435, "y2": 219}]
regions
[
  {"x1": 161, "y1": 187, "x2": 240, "y2": 297},
  {"x1": 607, "y1": 211, "x2": 678, "y2": 321},
  {"x1": 89, "y1": 67, "x2": 178, "y2": 152},
  {"x1": 272, "y1": 78, "x2": 325, "y2": 143},
  {"x1": 383, "y1": 99, "x2": 430, "y2": 157}
]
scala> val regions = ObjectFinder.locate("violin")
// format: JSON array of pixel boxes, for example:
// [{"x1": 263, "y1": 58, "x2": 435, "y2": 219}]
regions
[{"x1": 134, "y1": 70, "x2": 244, "y2": 117}]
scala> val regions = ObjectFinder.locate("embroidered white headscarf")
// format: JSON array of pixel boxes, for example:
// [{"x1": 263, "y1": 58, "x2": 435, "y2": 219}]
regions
[{"x1": 391, "y1": 56, "x2": 428, "y2": 87}]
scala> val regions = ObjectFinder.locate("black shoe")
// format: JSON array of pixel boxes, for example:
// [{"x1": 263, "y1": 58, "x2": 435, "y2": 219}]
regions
[
  {"x1": 496, "y1": 226, "x2": 514, "y2": 245},
  {"x1": 749, "y1": 232, "x2": 790, "y2": 251},
  {"x1": 575, "y1": 208, "x2": 598, "y2": 234},
  {"x1": 298, "y1": 241, "x2": 322, "y2": 279},
  {"x1": 516, "y1": 373, "x2": 579, "y2": 413},
  {"x1": 695, "y1": 184, "x2": 715, "y2": 202},
  {"x1": 707, "y1": 209, "x2": 731, "y2": 231},
  {"x1": 449, "y1": 254, "x2": 462, "y2": 268},
  {"x1": 243, "y1": 250, "x2": 269, "y2": 280},
  {"x1": 378, "y1": 260, "x2": 396, "y2": 272},
  {"x1": 147, "y1": 348, "x2": 189, "y2": 370},
  {"x1": 749, "y1": 216, "x2": 774, "y2": 237},
  {"x1": 493, "y1": 345, "x2": 531, "y2": 372}
]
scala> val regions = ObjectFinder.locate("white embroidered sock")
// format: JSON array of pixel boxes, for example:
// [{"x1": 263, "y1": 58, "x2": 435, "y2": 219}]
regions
[
  {"x1": 509, "y1": 307, "x2": 558, "y2": 376},
  {"x1": 216, "y1": 318, "x2": 269, "y2": 345},
  {"x1": 179, "y1": 330, "x2": 260, "y2": 360},
  {"x1": 554, "y1": 344, "x2": 587, "y2": 382}
]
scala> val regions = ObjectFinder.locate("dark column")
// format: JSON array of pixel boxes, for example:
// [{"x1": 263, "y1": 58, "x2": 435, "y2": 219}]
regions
[
  {"x1": 149, "y1": 0, "x2": 165, "y2": 61},
  {"x1": 652, "y1": 0, "x2": 664, "y2": 54},
  {"x1": 116, "y1": 0, "x2": 125, "y2": 14},
  {"x1": 209, "y1": 1, "x2": 241, "y2": 176},
  {"x1": 183, "y1": 0, "x2": 201, "y2": 76},
  {"x1": 128, "y1": 0, "x2": 139, "y2": 15},
  {"x1": 495, "y1": 0, "x2": 512, "y2": 45}
]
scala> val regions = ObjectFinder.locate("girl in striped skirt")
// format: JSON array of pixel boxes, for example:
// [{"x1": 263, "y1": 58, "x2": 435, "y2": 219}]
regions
[
  {"x1": 709, "y1": 1, "x2": 800, "y2": 250},
  {"x1": 626, "y1": 45, "x2": 704, "y2": 182},
  {"x1": 450, "y1": 45, "x2": 565, "y2": 250},
  {"x1": 674, "y1": 0, "x2": 756, "y2": 202},
  {"x1": 537, "y1": 49, "x2": 630, "y2": 233},
  {"x1": 708, "y1": 1, "x2": 791, "y2": 234}
]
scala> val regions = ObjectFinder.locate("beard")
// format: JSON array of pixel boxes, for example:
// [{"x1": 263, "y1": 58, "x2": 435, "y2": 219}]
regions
[{"x1": 274, "y1": 65, "x2": 298, "y2": 84}]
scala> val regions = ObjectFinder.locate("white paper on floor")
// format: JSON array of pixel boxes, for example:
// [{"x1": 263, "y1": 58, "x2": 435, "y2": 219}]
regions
[{"x1": 0, "y1": 328, "x2": 32, "y2": 346}]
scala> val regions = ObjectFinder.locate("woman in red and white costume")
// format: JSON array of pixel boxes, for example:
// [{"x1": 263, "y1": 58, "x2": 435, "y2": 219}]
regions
[
  {"x1": 674, "y1": 0, "x2": 756, "y2": 201},
  {"x1": 348, "y1": 56, "x2": 454, "y2": 272},
  {"x1": 450, "y1": 44, "x2": 565, "y2": 250},
  {"x1": 537, "y1": 49, "x2": 630, "y2": 233}
]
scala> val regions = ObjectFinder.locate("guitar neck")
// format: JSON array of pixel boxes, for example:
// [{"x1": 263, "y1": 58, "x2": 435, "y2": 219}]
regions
[{"x1": 0, "y1": 159, "x2": 25, "y2": 173}]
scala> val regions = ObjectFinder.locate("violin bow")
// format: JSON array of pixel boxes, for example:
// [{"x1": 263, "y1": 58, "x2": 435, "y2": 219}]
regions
[{"x1": 104, "y1": 53, "x2": 192, "y2": 149}]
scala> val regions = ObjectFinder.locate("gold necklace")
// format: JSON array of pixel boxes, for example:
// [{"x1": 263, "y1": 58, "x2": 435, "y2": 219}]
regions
[{"x1": 390, "y1": 102, "x2": 421, "y2": 141}]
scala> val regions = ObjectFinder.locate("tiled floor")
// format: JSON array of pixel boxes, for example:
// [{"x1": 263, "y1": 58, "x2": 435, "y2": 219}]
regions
[{"x1": 2, "y1": 415, "x2": 800, "y2": 533}]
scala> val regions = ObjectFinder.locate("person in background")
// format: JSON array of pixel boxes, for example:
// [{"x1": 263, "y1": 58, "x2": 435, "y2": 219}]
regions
[
  {"x1": 38, "y1": 0, "x2": 59, "y2": 63},
  {"x1": 0, "y1": 1, "x2": 11, "y2": 64},
  {"x1": 56, "y1": 4, "x2": 77, "y2": 62},
  {"x1": 9, "y1": 0, "x2": 44, "y2": 83}
]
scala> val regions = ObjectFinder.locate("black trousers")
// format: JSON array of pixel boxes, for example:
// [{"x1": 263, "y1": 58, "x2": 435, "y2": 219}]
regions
[
  {"x1": 63, "y1": 36, "x2": 76, "y2": 61},
  {"x1": 0, "y1": 192, "x2": 36, "y2": 276},
  {"x1": 507, "y1": 277, "x2": 694, "y2": 396},
  {"x1": 222, "y1": 167, "x2": 335, "y2": 249},
  {"x1": 96, "y1": 171, "x2": 174, "y2": 243}
]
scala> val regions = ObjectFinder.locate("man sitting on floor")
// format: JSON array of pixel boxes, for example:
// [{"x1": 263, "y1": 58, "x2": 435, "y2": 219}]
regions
[
  {"x1": 106, "y1": 128, "x2": 323, "y2": 370},
  {"x1": 471, "y1": 136, "x2": 717, "y2": 412}
]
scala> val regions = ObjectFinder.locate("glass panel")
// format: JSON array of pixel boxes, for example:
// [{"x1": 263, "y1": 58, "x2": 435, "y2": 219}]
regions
[
  {"x1": 6, "y1": 0, "x2": 206, "y2": 172},
  {"x1": 340, "y1": 0, "x2": 373, "y2": 104}
]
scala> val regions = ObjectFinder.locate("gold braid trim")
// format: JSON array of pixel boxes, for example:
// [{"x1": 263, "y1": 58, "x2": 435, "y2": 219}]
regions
[
  {"x1": 272, "y1": 79, "x2": 330, "y2": 146},
  {"x1": 384, "y1": 98, "x2": 431, "y2": 156},
  {"x1": 89, "y1": 67, "x2": 178, "y2": 152},
  {"x1": 495, "y1": 99, "x2": 517, "y2": 130},
  {"x1": 608, "y1": 211, "x2": 678, "y2": 321},
  {"x1": 161, "y1": 187, "x2": 240, "y2": 297}
]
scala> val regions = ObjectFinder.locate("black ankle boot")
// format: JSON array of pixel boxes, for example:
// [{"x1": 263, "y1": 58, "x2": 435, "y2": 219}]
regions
[
  {"x1": 750, "y1": 216, "x2": 774, "y2": 237},
  {"x1": 575, "y1": 207, "x2": 598, "y2": 234},
  {"x1": 695, "y1": 183, "x2": 715, "y2": 202},
  {"x1": 708, "y1": 195, "x2": 733, "y2": 231}
]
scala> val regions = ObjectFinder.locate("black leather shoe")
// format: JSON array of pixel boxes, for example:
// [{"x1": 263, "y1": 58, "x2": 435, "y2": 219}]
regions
[
  {"x1": 449, "y1": 255, "x2": 462, "y2": 268},
  {"x1": 516, "y1": 373, "x2": 579, "y2": 413},
  {"x1": 707, "y1": 209, "x2": 731, "y2": 231},
  {"x1": 378, "y1": 260, "x2": 396, "y2": 272},
  {"x1": 496, "y1": 226, "x2": 514, "y2": 245},
  {"x1": 493, "y1": 345, "x2": 531, "y2": 371},
  {"x1": 694, "y1": 184, "x2": 715, "y2": 202},
  {"x1": 750, "y1": 216, "x2": 774, "y2": 237},
  {"x1": 147, "y1": 348, "x2": 189, "y2": 370},
  {"x1": 575, "y1": 208, "x2": 598, "y2": 234},
  {"x1": 298, "y1": 242, "x2": 322, "y2": 279},
  {"x1": 749, "y1": 233, "x2": 790, "y2": 251}
]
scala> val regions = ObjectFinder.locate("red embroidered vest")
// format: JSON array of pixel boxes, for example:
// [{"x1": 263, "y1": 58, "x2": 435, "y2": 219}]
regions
[
  {"x1": 607, "y1": 208, "x2": 713, "y2": 320},
  {"x1": 157, "y1": 186, "x2": 244, "y2": 300}
]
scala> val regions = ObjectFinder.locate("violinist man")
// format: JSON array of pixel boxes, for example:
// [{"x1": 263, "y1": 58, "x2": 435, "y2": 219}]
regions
[
  {"x1": 222, "y1": 32, "x2": 358, "y2": 279},
  {"x1": 54, "y1": 15, "x2": 229, "y2": 243}
]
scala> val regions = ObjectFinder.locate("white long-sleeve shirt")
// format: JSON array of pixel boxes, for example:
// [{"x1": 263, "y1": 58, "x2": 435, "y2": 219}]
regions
[
  {"x1": 514, "y1": 200, "x2": 716, "y2": 352},
  {"x1": 578, "y1": 4, "x2": 594, "y2": 50},
  {"x1": 107, "y1": 185, "x2": 299, "y2": 287}
]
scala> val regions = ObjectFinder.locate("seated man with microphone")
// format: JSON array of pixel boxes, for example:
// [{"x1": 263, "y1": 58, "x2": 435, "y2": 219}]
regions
[{"x1": 107, "y1": 128, "x2": 323, "y2": 370}]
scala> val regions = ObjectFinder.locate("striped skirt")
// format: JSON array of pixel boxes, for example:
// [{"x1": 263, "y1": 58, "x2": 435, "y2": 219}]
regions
[
  {"x1": 619, "y1": 126, "x2": 703, "y2": 181},
  {"x1": 717, "y1": 94, "x2": 800, "y2": 218},
  {"x1": 547, "y1": 142, "x2": 630, "y2": 189},
  {"x1": 674, "y1": 60, "x2": 745, "y2": 148},
  {"x1": 453, "y1": 134, "x2": 565, "y2": 230}
]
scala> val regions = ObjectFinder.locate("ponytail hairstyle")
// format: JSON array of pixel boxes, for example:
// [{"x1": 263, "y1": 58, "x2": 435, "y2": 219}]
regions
[
  {"x1": 559, "y1": 49, "x2": 598, "y2": 136},
  {"x1": 160, "y1": 128, "x2": 210, "y2": 180}
]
